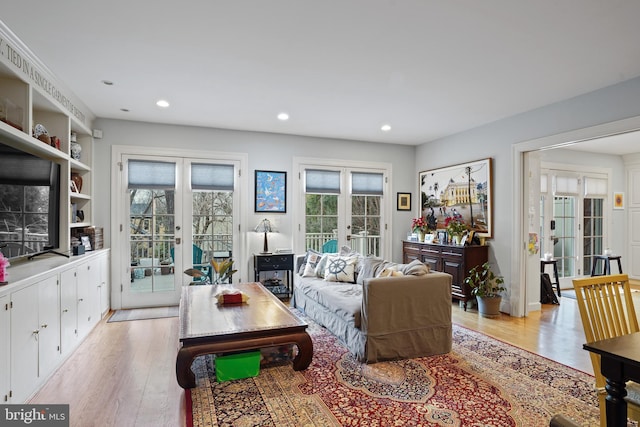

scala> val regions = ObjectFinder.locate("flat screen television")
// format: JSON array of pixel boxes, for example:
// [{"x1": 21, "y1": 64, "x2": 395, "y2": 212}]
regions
[{"x1": 0, "y1": 141, "x2": 61, "y2": 259}]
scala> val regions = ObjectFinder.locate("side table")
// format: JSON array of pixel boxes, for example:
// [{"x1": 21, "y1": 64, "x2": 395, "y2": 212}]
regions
[
  {"x1": 253, "y1": 253, "x2": 294, "y2": 299},
  {"x1": 590, "y1": 255, "x2": 623, "y2": 276}
]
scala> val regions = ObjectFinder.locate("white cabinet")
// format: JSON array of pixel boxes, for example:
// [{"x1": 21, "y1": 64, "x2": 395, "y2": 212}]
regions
[
  {"x1": 10, "y1": 276, "x2": 61, "y2": 403},
  {"x1": 0, "y1": 294, "x2": 9, "y2": 402},
  {"x1": 60, "y1": 267, "x2": 79, "y2": 355},
  {"x1": 97, "y1": 252, "x2": 110, "y2": 316},
  {"x1": 2, "y1": 250, "x2": 109, "y2": 403},
  {"x1": 76, "y1": 258, "x2": 101, "y2": 339},
  {"x1": 60, "y1": 253, "x2": 107, "y2": 352},
  {"x1": 37, "y1": 276, "x2": 61, "y2": 381}
]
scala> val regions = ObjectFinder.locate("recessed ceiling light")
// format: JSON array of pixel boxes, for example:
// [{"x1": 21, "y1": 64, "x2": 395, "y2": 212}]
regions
[
  {"x1": 381, "y1": 124, "x2": 391, "y2": 132},
  {"x1": 101, "y1": 80, "x2": 114, "y2": 86},
  {"x1": 156, "y1": 99, "x2": 170, "y2": 108},
  {"x1": 277, "y1": 112, "x2": 289, "y2": 121}
]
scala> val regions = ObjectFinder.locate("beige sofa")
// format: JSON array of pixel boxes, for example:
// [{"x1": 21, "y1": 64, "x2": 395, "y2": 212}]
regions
[{"x1": 292, "y1": 250, "x2": 453, "y2": 363}]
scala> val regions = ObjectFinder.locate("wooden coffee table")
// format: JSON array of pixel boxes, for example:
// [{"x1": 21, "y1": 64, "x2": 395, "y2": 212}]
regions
[{"x1": 176, "y1": 282, "x2": 313, "y2": 389}]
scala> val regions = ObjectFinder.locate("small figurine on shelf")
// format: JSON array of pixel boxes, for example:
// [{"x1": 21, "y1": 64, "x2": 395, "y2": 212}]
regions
[{"x1": 0, "y1": 250, "x2": 10, "y2": 285}]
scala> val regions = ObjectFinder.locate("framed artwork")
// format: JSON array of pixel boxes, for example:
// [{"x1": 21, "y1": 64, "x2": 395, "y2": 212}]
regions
[
  {"x1": 81, "y1": 235, "x2": 92, "y2": 250},
  {"x1": 614, "y1": 192, "x2": 624, "y2": 210},
  {"x1": 397, "y1": 192, "x2": 411, "y2": 211},
  {"x1": 419, "y1": 158, "x2": 493, "y2": 238},
  {"x1": 70, "y1": 180, "x2": 79, "y2": 193},
  {"x1": 255, "y1": 170, "x2": 286, "y2": 213}
]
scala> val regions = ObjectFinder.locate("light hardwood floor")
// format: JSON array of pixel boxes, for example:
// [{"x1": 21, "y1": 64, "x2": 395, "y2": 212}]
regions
[{"x1": 30, "y1": 295, "x2": 595, "y2": 426}]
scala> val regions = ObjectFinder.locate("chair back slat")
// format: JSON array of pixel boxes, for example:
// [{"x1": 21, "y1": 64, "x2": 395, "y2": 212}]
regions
[{"x1": 573, "y1": 274, "x2": 639, "y2": 391}]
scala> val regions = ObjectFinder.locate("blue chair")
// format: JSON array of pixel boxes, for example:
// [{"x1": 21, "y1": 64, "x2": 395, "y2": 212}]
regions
[
  {"x1": 322, "y1": 239, "x2": 337, "y2": 253},
  {"x1": 171, "y1": 244, "x2": 206, "y2": 281}
]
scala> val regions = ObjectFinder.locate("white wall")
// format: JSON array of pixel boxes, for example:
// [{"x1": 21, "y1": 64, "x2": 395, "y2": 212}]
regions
[
  {"x1": 92, "y1": 119, "x2": 417, "y2": 279},
  {"x1": 415, "y1": 75, "x2": 640, "y2": 315}
]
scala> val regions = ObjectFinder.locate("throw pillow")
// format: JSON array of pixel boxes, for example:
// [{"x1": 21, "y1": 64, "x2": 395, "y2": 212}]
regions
[
  {"x1": 339, "y1": 245, "x2": 364, "y2": 274},
  {"x1": 314, "y1": 253, "x2": 333, "y2": 278},
  {"x1": 301, "y1": 249, "x2": 322, "y2": 277},
  {"x1": 324, "y1": 255, "x2": 358, "y2": 283}
]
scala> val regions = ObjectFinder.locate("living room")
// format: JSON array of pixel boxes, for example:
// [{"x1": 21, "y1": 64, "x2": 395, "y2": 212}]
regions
[{"x1": 2, "y1": 2, "x2": 640, "y2": 426}]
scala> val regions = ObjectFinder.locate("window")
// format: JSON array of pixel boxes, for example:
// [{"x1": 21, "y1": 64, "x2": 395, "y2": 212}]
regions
[
  {"x1": 305, "y1": 170, "x2": 340, "y2": 252},
  {"x1": 191, "y1": 163, "x2": 235, "y2": 267},
  {"x1": 299, "y1": 164, "x2": 388, "y2": 258},
  {"x1": 583, "y1": 198, "x2": 604, "y2": 275}
]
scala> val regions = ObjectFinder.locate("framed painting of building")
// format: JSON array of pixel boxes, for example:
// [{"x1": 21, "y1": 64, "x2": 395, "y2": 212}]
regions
[{"x1": 419, "y1": 158, "x2": 493, "y2": 238}]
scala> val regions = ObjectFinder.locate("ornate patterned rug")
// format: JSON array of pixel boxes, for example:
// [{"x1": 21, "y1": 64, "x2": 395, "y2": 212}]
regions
[{"x1": 188, "y1": 316, "x2": 599, "y2": 427}]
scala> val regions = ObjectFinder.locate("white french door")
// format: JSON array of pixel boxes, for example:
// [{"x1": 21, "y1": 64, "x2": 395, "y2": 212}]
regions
[
  {"x1": 539, "y1": 167, "x2": 609, "y2": 287},
  {"x1": 116, "y1": 153, "x2": 241, "y2": 308},
  {"x1": 295, "y1": 160, "x2": 390, "y2": 258}
]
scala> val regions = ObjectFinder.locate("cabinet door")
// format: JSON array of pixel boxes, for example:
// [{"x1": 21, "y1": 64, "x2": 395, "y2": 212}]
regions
[
  {"x1": 37, "y1": 275, "x2": 61, "y2": 379},
  {"x1": 421, "y1": 254, "x2": 440, "y2": 271},
  {"x1": 0, "y1": 294, "x2": 10, "y2": 402},
  {"x1": 86, "y1": 257, "x2": 102, "y2": 328},
  {"x1": 60, "y1": 267, "x2": 78, "y2": 355},
  {"x1": 441, "y1": 255, "x2": 464, "y2": 285},
  {"x1": 421, "y1": 246, "x2": 442, "y2": 272},
  {"x1": 10, "y1": 284, "x2": 39, "y2": 403},
  {"x1": 98, "y1": 253, "x2": 110, "y2": 316},
  {"x1": 76, "y1": 261, "x2": 92, "y2": 339}
]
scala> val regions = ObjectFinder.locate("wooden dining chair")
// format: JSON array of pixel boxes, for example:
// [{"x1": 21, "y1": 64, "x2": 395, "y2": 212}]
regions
[{"x1": 572, "y1": 274, "x2": 640, "y2": 426}]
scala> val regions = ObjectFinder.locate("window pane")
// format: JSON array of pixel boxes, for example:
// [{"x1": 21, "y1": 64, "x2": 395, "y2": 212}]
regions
[
  {"x1": 352, "y1": 195, "x2": 365, "y2": 215},
  {"x1": 584, "y1": 218, "x2": 592, "y2": 237},
  {"x1": 306, "y1": 194, "x2": 321, "y2": 215},
  {"x1": 322, "y1": 195, "x2": 338, "y2": 215}
]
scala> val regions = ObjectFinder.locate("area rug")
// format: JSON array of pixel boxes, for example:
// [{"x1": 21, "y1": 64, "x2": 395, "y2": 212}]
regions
[
  {"x1": 188, "y1": 316, "x2": 599, "y2": 427},
  {"x1": 107, "y1": 305, "x2": 178, "y2": 322}
]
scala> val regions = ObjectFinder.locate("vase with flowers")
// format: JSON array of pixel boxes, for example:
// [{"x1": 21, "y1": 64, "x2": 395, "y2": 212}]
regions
[
  {"x1": 411, "y1": 217, "x2": 429, "y2": 242},
  {"x1": 444, "y1": 217, "x2": 467, "y2": 245}
]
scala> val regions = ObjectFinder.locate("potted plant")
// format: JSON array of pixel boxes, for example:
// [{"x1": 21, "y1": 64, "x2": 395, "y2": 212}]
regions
[
  {"x1": 183, "y1": 258, "x2": 237, "y2": 285},
  {"x1": 444, "y1": 216, "x2": 467, "y2": 245},
  {"x1": 464, "y1": 262, "x2": 505, "y2": 318},
  {"x1": 411, "y1": 217, "x2": 428, "y2": 242}
]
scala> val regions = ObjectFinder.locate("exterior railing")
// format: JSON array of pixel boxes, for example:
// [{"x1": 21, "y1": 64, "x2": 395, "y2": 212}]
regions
[
  {"x1": 130, "y1": 234, "x2": 233, "y2": 263},
  {"x1": 304, "y1": 232, "x2": 380, "y2": 256}
]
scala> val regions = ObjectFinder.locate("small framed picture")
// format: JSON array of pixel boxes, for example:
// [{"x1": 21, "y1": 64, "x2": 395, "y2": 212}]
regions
[
  {"x1": 397, "y1": 192, "x2": 411, "y2": 211},
  {"x1": 81, "y1": 235, "x2": 92, "y2": 251},
  {"x1": 437, "y1": 230, "x2": 448, "y2": 244},
  {"x1": 614, "y1": 192, "x2": 624, "y2": 210},
  {"x1": 70, "y1": 180, "x2": 79, "y2": 193}
]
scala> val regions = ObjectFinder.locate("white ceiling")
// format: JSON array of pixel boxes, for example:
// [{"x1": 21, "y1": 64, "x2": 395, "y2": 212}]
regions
[{"x1": 2, "y1": 1, "x2": 640, "y2": 151}]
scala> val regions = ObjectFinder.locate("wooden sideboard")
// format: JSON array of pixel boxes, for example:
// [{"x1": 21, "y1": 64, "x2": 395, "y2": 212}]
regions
[{"x1": 402, "y1": 241, "x2": 488, "y2": 310}]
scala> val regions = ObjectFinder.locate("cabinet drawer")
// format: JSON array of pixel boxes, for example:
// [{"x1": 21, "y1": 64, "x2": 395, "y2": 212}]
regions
[{"x1": 256, "y1": 255, "x2": 293, "y2": 270}]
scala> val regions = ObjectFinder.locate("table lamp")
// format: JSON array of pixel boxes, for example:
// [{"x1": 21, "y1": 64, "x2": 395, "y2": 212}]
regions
[{"x1": 255, "y1": 218, "x2": 275, "y2": 254}]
